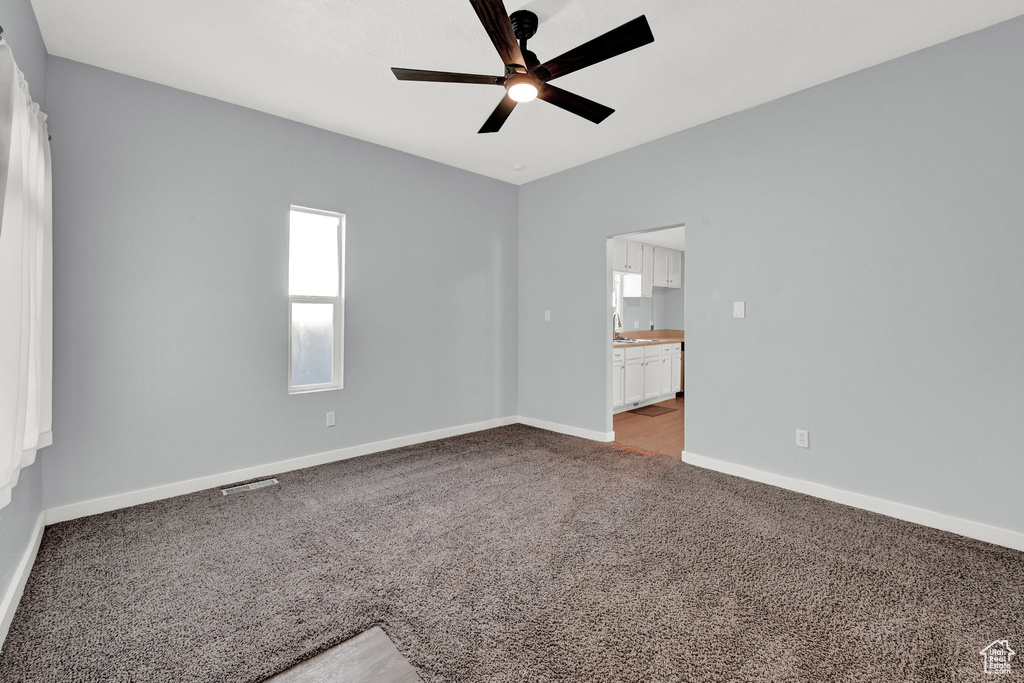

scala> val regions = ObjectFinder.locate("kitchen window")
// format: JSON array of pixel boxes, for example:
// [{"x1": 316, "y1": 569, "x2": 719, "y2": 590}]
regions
[{"x1": 288, "y1": 206, "x2": 345, "y2": 393}]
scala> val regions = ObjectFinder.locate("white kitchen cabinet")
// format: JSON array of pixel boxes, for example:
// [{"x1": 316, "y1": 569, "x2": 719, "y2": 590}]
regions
[
  {"x1": 643, "y1": 345, "x2": 662, "y2": 401},
  {"x1": 625, "y1": 240, "x2": 642, "y2": 273},
  {"x1": 671, "y1": 350, "x2": 682, "y2": 393},
  {"x1": 653, "y1": 247, "x2": 669, "y2": 287},
  {"x1": 613, "y1": 343, "x2": 680, "y2": 412},
  {"x1": 612, "y1": 238, "x2": 643, "y2": 274},
  {"x1": 652, "y1": 246, "x2": 682, "y2": 288},
  {"x1": 612, "y1": 238, "x2": 628, "y2": 272},
  {"x1": 612, "y1": 349, "x2": 624, "y2": 409},
  {"x1": 660, "y1": 349, "x2": 673, "y2": 395},
  {"x1": 667, "y1": 249, "x2": 682, "y2": 288},
  {"x1": 623, "y1": 352, "x2": 644, "y2": 405},
  {"x1": 641, "y1": 244, "x2": 654, "y2": 298}
]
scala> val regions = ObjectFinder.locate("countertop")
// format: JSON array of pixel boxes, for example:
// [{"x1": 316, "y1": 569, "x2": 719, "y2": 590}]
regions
[{"x1": 613, "y1": 329, "x2": 684, "y2": 348}]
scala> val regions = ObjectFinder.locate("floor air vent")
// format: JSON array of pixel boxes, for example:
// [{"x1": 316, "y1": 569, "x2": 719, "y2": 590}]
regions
[{"x1": 221, "y1": 478, "x2": 279, "y2": 496}]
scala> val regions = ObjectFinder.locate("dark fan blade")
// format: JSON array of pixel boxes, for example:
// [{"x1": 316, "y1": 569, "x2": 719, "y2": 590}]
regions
[
  {"x1": 391, "y1": 68, "x2": 503, "y2": 85},
  {"x1": 469, "y1": 0, "x2": 526, "y2": 67},
  {"x1": 538, "y1": 15, "x2": 654, "y2": 81},
  {"x1": 478, "y1": 94, "x2": 517, "y2": 134},
  {"x1": 538, "y1": 84, "x2": 614, "y2": 124}
]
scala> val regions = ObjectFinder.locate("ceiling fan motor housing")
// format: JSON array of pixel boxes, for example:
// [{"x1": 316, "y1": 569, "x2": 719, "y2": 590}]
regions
[{"x1": 509, "y1": 10, "x2": 539, "y2": 42}]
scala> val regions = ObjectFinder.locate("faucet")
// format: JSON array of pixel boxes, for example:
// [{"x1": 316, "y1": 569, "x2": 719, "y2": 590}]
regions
[{"x1": 612, "y1": 312, "x2": 625, "y2": 340}]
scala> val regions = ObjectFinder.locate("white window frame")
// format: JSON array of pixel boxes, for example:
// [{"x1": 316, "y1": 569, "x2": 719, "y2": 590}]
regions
[
  {"x1": 288, "y1": 205, "x2": 345, "y2": 394},
  {"x1": 612, "y1": 272, "x2": 624, "y2": 320}
]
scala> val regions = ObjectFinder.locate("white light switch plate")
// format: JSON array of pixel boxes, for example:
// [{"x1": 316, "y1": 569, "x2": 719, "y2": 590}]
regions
[
  {"x1": 733, "y1": 302, "x2": 745, "y2": 319},
  {"x1": 544, "y1": 310, "x2": 550, "y2": 321}
]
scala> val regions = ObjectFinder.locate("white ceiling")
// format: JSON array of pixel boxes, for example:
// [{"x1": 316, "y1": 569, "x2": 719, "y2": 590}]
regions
[
  {"x1": 32, "y1": 0, "x2": 1024, "y2": 184},
  {"x1": 621, "y1": 226, "x2": 685, "y2": 251}
]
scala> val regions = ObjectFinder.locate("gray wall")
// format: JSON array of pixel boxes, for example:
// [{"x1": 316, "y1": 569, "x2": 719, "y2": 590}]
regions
[
  {"x1": 41, "y1": 58, "x2": 518, "y2": 509},
  {"x1": 0, "y1": 0, "x2": 46, "y2": 611},
  {"x1": 0, "y1": 0, "x2": 45, "y2": 108},
  {"x1": 519, "y1": 17, "x2": 1024, "y2": 532},
  {"x1": 620, "y1": 292, "x2": 655, "y2": 333}
]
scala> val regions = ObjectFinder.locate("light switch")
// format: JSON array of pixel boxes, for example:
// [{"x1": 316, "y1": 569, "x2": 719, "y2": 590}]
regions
[
  {"x1": 544, "y1": 310, "x2": 550, "y2": 321},
  {"x1": 733, "y1": 302, "x2": 745, "y2": 319}
]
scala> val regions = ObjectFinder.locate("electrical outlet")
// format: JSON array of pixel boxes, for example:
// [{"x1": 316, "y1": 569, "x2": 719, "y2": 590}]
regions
[
  {"x1": 634, "y1": 321, "x2": 640, "y2": 329},
  {"x1": 544, "y1": 310, "x2": 550, "y2": 321},
  {"x1": 795, "y1": 429, "x2": 809, "y2": 448},
  {"x1": 326, "y1": 411, "x2": 336, "y2": 427},
  {"x1": 733, "y1": 302, "x2": 746, "y2": 319}
]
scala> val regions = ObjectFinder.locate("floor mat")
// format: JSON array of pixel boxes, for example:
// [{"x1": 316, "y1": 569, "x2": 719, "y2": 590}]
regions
[{"x1": 628, "y1": 404, "x2": 678, "y2": 417}]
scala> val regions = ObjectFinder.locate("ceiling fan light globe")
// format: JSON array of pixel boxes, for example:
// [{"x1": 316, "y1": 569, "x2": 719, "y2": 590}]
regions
[
  {"x1": 505, "y1": 74, "x2": 540, "y2": 103},
  {"x1": 508, "y1": 82, "x2": 538, "y2": 102}
]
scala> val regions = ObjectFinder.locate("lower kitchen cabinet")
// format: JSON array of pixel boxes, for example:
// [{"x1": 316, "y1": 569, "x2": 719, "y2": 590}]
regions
[
  {"x1": 643, "y1": 346, "x2": 662, "y2": 401},
  {"x1": 614, "y1": 342, "x2": 680, "y2": 412},
  {"x1": 672, "y1": 349, "x2": 682, "y2": 394},
  {"x1": 623, "y1": 347, "x2": 644, "y2": 405},
  {"x1": 612, "y1": 349, "x2": 624, "y2": 409},
  {"x1": 660, "y1": 345, "x2": 674, "y2": 395}
]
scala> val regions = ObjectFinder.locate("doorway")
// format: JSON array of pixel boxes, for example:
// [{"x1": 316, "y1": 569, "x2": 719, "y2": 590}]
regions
[{"x1": 608, "y1": 225, "x2": 685, "y2": 456}]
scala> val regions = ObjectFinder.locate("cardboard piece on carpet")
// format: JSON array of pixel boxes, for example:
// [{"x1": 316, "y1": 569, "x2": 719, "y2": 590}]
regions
[{"x1": 265, "y1": 626, "x2": 420, "y2": 683}]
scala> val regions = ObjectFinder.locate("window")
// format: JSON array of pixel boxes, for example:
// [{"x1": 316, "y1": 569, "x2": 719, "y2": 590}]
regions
[
  {"x1": 621, "y1": 272, "x2": 642, "y2": 298},
  {"x1": 288, "y1": 206, "x2": 344, "y2": 393},
  {"x1": 612, "y1": 272, "x2": 623, "y2": 321}
]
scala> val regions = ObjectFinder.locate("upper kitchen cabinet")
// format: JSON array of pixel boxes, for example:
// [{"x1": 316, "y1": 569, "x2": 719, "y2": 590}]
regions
[
  {"x1": 612, "y1": 238, "x2": 628, "y2": 272},
  {"x1": 612, "y1": 238, "x2": 643, "y2": 273},
  {"x1": 641, "y1": 244, "x2": 654, "y2": 298},
  {"x1": 653, "y1": 247, "x2": 669, "y2": 287},
  {"x1": 653, "y1": 246, "x2": 683, "y2": 289},
  {"x1": 626, "y1": 240, "x2": 642, "y2": 273},
  {"x1": 667, "y1": 249, "x2": 682, "y2": 288}
]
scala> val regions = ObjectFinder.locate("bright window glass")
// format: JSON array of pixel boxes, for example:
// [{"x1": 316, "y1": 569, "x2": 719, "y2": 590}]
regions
[
  {"x1": 622, "y1": 273, "x2": 642, "y2": 298},
  {"x1": 290, "y1": 302, "x2": 335, "y2": 387},
  {"x1": 288, "y1": 207, "x2": 344, "y2": 393},
  {"x1": 289, "y1": 210, "x2": 339, "y2": 297}
]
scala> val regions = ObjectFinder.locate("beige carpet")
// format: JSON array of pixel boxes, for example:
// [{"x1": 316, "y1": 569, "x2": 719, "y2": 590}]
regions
[{"x1": 2, "y1": 425, "x2": 1022, "y2": 682}]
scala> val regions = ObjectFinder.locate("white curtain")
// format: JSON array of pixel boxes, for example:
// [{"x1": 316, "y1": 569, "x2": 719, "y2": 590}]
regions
[{"x1": 0, "y1": 37, "x2": 52, "y2": 511}]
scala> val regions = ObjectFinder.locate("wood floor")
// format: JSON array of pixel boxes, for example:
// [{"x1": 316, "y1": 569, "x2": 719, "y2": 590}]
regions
[{"x1": 613, "y1": 396, "x2": 685, "y2": 457}]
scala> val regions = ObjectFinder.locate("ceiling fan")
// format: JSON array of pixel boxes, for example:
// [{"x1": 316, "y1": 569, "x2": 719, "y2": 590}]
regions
[{"x1": 391, "y1": 1, "x2": 655, "y2": 134}]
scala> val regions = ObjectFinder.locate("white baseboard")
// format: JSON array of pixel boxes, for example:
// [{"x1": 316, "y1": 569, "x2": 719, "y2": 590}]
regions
[
  {"x1": 681, "y1": 450, "x2": 1024, "y2": 553},
  {"x1": 613, "y1": 393, "x2": 680, "y2": 415},
  {"x1": 0, "y1": 511, "x2": 45, "y2": 653},
  {"x1": 45, "y1": 415, "x2": 616, "y2": 525},
  {"x1": 46, "y1": 416, "x2": 519, "y2": 524},
  {"x1": 516, "y1": 416, "x2": 615, "y2": 443}
]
